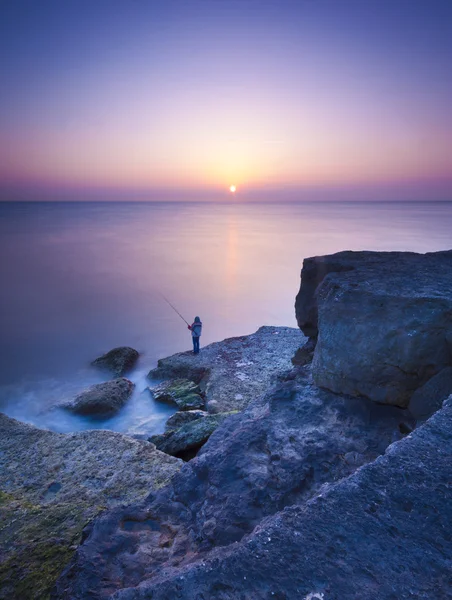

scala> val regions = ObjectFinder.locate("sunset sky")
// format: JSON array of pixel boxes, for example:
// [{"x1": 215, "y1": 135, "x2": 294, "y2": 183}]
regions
[{"x1": 1, "y1": 0, "x2": 451, "y2": 201}]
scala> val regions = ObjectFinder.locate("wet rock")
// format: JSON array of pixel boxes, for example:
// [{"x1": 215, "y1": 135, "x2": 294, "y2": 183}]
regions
[
  {"x1": 148, "y1": 326, "x2": 305, "y2": 413},
  {"x1": 150, "y1": 379, "x2": 205, "y2": 411},
  {"x1": 150, "y1": 412, "x2": 237, "y2": 458},
  {"x1": 296, "y1": 250, "x2": 452, "y2": 406},
  {"x1": 0, "y1": 413, "x2": 181, "y2": 600},
  {"x1": 408, "y1": 366, "x2": 452, "y2": 420},
  {"x1": 63, "y1": 378, "x2": 134, "y2": 417},
  {"x1": 165, "y1": 410, "x2": 208, "y2": 432},
  {"x1": 91, "y1": 346, "x2": 139, "y2": 377}
]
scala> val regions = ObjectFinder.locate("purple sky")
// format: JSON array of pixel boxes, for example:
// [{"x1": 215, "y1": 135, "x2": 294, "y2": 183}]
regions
[{"x1": 1, "y1": 0, "x2": 451, "y2": 201}]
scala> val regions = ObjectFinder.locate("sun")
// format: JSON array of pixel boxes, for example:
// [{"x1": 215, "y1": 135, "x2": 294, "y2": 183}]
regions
[{"x1": 229, "y1": 185, "x2": 236, "y2": 193}]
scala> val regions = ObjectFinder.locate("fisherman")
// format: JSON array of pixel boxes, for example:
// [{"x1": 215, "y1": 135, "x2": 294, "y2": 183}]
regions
[{"x1": 188, "y1": 316, "x2": 202, "y2": 354}]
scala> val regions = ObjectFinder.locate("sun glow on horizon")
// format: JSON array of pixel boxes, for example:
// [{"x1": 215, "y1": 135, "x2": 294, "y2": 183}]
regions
[{"x1": 229, "y1": 185, "x2": 236, "y2": 193}]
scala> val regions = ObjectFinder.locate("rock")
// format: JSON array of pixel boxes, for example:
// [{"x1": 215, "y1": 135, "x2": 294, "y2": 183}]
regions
[
  {"x1": 110, "y1": 395, "x2": 452, "y2": 600},
  {"x1": 295, "y1": 253, "x2": 356, "y2": 337},
  {"x1": 54, "y1": 368, "x2": 419, "y2": 599},
  {"x1": 150, "y1": 379, "x2": 205, "y2": 410},
  {"x1": 165, "y1": 410, "x2": 208, "y2": 432},
  {"x1": 291, "y1": 337, "x2": 316, "y2": 366},
  {"x1": 150, "y1": 412, "x2": 237, "y2": 458},
  {"x1": 0, "y1": 413, "x2": 181, "y2": 600},
  {"x1": 63, "y1": 378, "x2": 134, "y2": 417},
  {"x1": 148, "y1": 326, "x2": 305, "y2": 412},
  {"x1": 91, "y1": 346, "x2": 139, "y2": 377},
  {"x1": 295, "y1": 250, "x2": 452, "y2": 406},
  {"x1": 408, "y1": 366, "x2": 452, "y2": 420}
]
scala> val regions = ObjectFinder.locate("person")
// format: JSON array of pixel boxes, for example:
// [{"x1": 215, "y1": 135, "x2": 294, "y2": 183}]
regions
[{"x1": 188, "y1": 316, "x2": 202, "y2": 354}]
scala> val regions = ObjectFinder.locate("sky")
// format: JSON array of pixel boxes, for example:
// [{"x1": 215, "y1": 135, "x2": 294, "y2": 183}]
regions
[{"x1": 0, "y1": 0, "x2": 451, "y2": 201}]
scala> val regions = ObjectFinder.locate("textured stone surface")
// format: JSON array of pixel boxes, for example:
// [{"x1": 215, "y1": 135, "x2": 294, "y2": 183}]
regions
[
  {"x1": 53, "y1": 367, "x2": 419, "y2": 599},
  {"x1": 150, "y1": 379, "x2": 205, "y2": 411},
  {"x1": 63, "y1": 378, "x2": 134, "y2": 417},
  {"x1": 0, "y1": 413, "x2": 181, "y2": 600},
  {"x1": 409, "y1": 367, "x2": 452, "y2": 420},
  {"x1": 110, "y1": 396, "x2": 452, "y2": 600},
  {"x1": 91, "y1": 346, "x2": 139, "y2": 377},
  {"x1": 295, "y1": 250, "x2": 452, "y2": 406},
  {"x1": 150, "y1": 412, "x2": 237, "y2": 457},
  {"x1": 148, "y1": 326, "x2": 305, "y2": 413}
]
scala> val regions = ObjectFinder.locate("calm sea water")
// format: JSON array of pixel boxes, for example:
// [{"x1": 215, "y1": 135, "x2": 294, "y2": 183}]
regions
[{"x1": 1, "y1": 200, "x2": 451, "y2": 434}]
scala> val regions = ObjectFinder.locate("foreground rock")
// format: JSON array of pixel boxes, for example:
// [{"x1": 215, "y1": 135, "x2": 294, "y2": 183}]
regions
[
  {"x1": 0, "y1": 414, "x2": 181, "y2": 600},
  {"x1": 148, "y1": 326, "x2": 305, "y2": 413},
  {"x1": 150, "y1": 412, "x2": 237, "y2": 458},
  {"x1": 91, "y1": 346, "x2": 139, "y2": 377},
  {"x1": 295, "y1": 250, "x2": 452, "y2": 407},
  {"x1": 54, "y1": 367, "x2": 420, "y2": 599},
  {"x1": 105, "y1": 395, "x2": 452, "y2": 600},
  {"x1": 63, "y1": 378, "x2": 134, "y2": 417},
  {"x1": 150, "y1": 379, "x2": 205, "y2": 410}
]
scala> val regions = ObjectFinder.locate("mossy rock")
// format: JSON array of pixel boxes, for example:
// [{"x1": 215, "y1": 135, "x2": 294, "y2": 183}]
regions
[
  {"x1": 0, "y1": 493, "x2": 93, "y2": 600},
  {"x1": 150, "y1": 379, "x2": 205, "y2": 411},
  {"x1": 0, "y1": 414, "x2": 182, "y2": 600}
]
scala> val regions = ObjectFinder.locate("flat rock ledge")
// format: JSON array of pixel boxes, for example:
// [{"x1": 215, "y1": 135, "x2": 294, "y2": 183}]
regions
[
  {"x1": 295, "y1": 250, "x2": 452, "y2": 407},
  {"x1": 0, "y1": 414, "x2": 182, "y2": 600},
  {"x1": 148, "y1": 325, "x2": 305, "y2": 413}
]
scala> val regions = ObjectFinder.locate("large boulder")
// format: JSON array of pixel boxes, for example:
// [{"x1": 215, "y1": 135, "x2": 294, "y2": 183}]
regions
[
  {"x1": 0, "y1": 413, "x2": 181, "y2": 600},
  {"x1": 295, "y1": 250, "x2": 452, "y2": 406},
  {"x1": 63, "y1": 378, "x2": 134, "y2": 417},
  {"x1": 91, "y1": 346, "x2": 139, "y2": 377}
]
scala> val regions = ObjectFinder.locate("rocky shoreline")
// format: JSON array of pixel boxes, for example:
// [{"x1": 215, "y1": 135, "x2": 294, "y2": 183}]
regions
[
  {"x1": 1, "y1": 249, "x2": 452, "y2": 599},
  {"x1": 0, "y1": 326, "x2": 302, "y2": 599}
]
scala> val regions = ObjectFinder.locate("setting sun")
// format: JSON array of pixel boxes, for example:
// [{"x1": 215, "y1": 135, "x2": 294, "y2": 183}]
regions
[{"x1": 229, "y1": 185, "x2": 236, "y2": 193}]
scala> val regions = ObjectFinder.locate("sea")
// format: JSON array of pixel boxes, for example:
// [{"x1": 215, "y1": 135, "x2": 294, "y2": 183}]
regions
[{"x1": 1, "y1": 200, "x2": 451, "y2": 435}]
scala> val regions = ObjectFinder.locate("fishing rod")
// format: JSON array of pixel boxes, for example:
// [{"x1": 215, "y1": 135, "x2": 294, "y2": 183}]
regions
[{"x1": 159, "y1": 293, "x2": 190, "y2": 327}]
